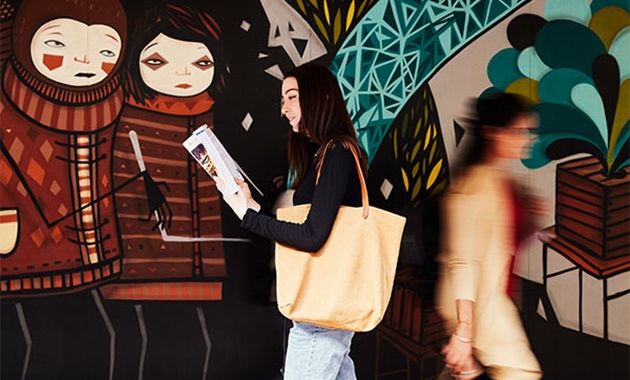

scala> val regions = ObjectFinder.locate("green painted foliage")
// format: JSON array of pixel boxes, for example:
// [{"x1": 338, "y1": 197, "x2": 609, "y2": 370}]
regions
[{"x1": 486, "y1": 0, "x2": 630, "y2": 176}]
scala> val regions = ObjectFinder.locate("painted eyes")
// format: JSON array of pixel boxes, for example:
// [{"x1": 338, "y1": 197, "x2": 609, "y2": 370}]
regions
[
  {"x1": 141, "y1": 52, "x2": 167, "y2": 68},
  {"x1": 100, "y1": 49, "x2": 116, "y2": 58},
  {"x1": 142, "y1": 58, "x2": 166, "y2": 66},
  {"x1": 45, "y1": 40, "x2": 65, "y2": 48},
  {"x1": 142, "y1": 52, "x2": 215, "y2": 71},
  {"x1": 43, "y1": 40, "x2": 116, "y2": 59},
  {"x1": 192, "y1": 56, "x2": 214, "y2": 70}
]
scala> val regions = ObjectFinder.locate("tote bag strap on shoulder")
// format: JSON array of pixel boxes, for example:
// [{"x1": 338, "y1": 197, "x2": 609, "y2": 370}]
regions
[{"x1": 315, "y1": 139, "x2": 369, "y2": 219}]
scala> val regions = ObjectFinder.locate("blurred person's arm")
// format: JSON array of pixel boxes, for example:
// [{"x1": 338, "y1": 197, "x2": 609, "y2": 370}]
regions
[{"x1": 441, "y1": 184, "x2": 486, "y2": 377}]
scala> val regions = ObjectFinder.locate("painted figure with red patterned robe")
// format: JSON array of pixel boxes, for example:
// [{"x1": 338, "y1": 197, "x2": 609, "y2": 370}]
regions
[
  {"x1": 100, "y1": 3, "x2": 230, "y2": 301},
  {"x1": 0, "y1": 0, "x2": 169, "y2": 298}
]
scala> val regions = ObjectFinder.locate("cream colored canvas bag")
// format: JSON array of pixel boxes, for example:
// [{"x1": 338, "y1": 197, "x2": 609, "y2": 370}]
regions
[{"x1": 275, "y1": 143, "x2": 406, "y2": 332}]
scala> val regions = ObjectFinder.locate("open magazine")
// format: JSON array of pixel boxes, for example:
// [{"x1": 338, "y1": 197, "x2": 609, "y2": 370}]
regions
[{"x1": 182, "y1": 124, "x2": 262, "y2": 196}]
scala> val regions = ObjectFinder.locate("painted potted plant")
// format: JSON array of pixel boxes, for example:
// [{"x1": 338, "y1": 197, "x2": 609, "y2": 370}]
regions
[{"x1": 481, "y1": 0, "x2": 629, "y2": 260}]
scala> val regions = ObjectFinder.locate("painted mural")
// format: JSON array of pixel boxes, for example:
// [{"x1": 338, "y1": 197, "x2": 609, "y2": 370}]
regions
[{"x1": 0, "y1": 0, "x2": 628, "y2": 379}]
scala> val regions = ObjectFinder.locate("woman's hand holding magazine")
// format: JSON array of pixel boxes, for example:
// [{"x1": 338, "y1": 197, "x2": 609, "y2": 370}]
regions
[{"x1": 216, "y1": 177, "x2": 260, "y2": 220}]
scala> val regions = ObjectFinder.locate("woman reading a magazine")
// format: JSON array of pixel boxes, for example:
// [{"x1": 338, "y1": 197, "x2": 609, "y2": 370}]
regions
[{"x1": 217, "y1": 62, "x2": 367, "y2": 380}]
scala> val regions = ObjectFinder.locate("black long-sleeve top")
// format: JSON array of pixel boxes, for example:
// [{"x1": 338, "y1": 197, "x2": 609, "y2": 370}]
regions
[{"x1": 240, "y1": 142, "x2": 362, "y2": 252}]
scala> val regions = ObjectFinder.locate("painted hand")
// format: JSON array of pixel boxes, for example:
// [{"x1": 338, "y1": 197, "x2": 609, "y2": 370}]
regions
[{"x1": 139, "y1": 171, "x2": 173, "y2": 230}]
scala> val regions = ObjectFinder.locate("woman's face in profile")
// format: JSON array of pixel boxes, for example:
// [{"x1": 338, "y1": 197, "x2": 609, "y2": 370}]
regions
[
  {"x1": 281, "y1": 76, "x2": 301, "y2": 133},
  {"x1": 493, "y1": 114, "x2": 537, "y2": 159}
]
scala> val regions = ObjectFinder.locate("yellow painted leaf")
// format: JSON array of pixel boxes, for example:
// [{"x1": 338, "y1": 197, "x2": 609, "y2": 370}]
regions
[
  {"x1": 346, "y1": 0, "x2": 356, "y2": 30},
  {"x1": 412, "y1": 177, "x2": 422, "y2": 199},
  {"x1": 609, "y1": 79, "x2": 629, "y2": 166},
  {"x1": 426, "y1": 159, "x2": 443, "y2": 190},
  {"x1": 296, "y1": 0, "x2": 306, "y2": 13},
  {"x1": 427, "y1": 139, "x2": 436, "y2": 161},
  {"x1": 505, "y1": 78, "x2": 540, "y2": 104},
  {"x1": 324, "y1": 0, "x2": 330, "y2": 25},
  {"x1": 401, "y1": 168, "x2": 409, "y2": 191},
  {"x1": 589, "y1": 7, "x2": 630, "y2": 51},
  {"x1": 334, "y1": 11, "x2": 341, "y2": 43},
  {"x1": 358, "y1": 0, "x2": 367, "y2": 15},
  {"x1": 424, "y1": 122, "x2": 431, "y2": 149},
  {"x1": 414, "y1": 118, "x2": 422, "y2": 139},
  {"x1": 412, "y1": 161, "x2": 419, "y2": 177},
  {"x1": 411, "y1": 139, "x2": 422, "y2": 161},
  {"x1": 313, "y1": 14, "x2": 330, "y2": 42}
]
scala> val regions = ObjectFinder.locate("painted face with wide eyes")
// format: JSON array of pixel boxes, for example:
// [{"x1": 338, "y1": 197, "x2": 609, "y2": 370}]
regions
[
  {"x1": 30, "y1": 18, "x2": 122, "y2": 87},
  {"x1": 139, "y1": 33, "x2": 215, "y2": 97}
]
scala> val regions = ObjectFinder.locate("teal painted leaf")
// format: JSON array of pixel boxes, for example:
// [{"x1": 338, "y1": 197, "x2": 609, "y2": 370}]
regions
[
  {"x1": 523, "y1": 133, "x2": 603, "y2": 168},
  {"x1": 611, "y1": 139, "x2": 629, "y2": 172},
  {"x1": 546, "y1": 138, "x2": 607, "y2": 164},
  {"x1": 533, "y1": 103, "x2": 607, "y2": 152},
  {"x1": 544, "y1": 0, "x2": 591, "y2": 25},
  {"x1": 487, "y1": 48, "x2": 524, "y2": 90},
  {"x1": 517, "y1": 46, "x2": 551, "y2": 81},
  {"x1": 571, "y1": 83, "x2": 608, "y2": 143},
  {"x1": 609, "y1": 26, "x2": 630, "y2": 82},
  {"x1": 538, "y1": 68, "x2": 594, "y2": 106},
  {"x1": 480, "y1": 87, "x2": 504, "y2": 99},
  {"x1": 613, "y1": 121, "x2": 630, "y2": 158},
  {"x1": 591, "y1": 0, "x2": 630, "y2": 14},
  {"x1": 535, "y1": 20, "x2": 607, "y2": 75}
]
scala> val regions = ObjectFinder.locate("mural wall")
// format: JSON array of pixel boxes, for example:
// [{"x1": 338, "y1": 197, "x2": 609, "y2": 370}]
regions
[{"x1": 1, "y1": 0, "x2": 627, "y2": 379}]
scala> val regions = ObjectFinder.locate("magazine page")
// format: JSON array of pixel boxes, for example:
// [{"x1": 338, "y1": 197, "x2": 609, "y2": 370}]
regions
[{"x1": 182, "y1": 124, "x2": 242, "y2": 194}]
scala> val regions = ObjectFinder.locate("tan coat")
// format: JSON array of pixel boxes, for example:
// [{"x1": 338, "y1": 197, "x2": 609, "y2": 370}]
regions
[{"x1": 436, "y1": 165, "x2": 541, "y2": 379}]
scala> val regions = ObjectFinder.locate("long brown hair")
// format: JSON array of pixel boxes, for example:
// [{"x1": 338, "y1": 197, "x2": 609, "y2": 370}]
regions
[{"x1": 285, "y1": 63, "x2": 367, "y2": 188}]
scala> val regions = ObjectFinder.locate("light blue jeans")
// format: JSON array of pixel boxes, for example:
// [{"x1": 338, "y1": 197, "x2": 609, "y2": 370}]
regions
[{"x1": 283, "y1": 321, "x2": 356, "y2": 380}]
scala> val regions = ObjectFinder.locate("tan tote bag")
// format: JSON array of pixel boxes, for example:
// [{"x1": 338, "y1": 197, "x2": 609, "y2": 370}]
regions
[{"x1": 275, "y1": 143, "x2": 406, "y2": 332}]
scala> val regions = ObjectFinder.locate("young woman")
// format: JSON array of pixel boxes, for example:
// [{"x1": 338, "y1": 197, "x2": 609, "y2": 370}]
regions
[
  {"x1": 219, "y1": 62, "x2": 367, "y2": 380},
  {"x1": 436, "y1": 93, "x2": 542, "y2": 379}
]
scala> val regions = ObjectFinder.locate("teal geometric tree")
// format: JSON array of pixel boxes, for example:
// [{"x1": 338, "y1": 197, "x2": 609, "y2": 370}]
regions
[
  {"x1": 331, "y1": 0, "x2": 533, "y2": 162},
  {"x1": 483, "y1": 0, "x2": 629, "y2": 177}
]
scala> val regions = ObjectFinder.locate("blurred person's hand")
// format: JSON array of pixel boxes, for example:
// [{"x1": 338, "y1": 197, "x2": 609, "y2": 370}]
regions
[{"x1": 442, "y1": 328, "x2": 483, "y2": 379}]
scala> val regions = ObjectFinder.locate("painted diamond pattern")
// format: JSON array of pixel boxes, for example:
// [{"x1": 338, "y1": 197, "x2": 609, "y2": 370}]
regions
[
  {"x1": 40, "y1": 140, "x2": 54, "y2": 162},
  {"x1": 31, "y1": 227, "x2": 45, "y2": 248},
  {"x1": 9, "y1": 137, "x2": 24, "y2": 163},
  {"x1": 49, "y1": 180, "x2": 61, "y2": 195},
  {"x1": 51, "y1": 226, "x2": 63, "y2": 244},
  {"x1": 26, "y1": 158, "x2": 45, "y2": 186},
  {"x1": 58, "y1": 203, "x2": 68, "y2": 217}
]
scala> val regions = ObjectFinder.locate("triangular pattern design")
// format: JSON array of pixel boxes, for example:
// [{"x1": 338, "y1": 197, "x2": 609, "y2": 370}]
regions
[{"x1": 331, "y1": 0, "x2": 530, "y2": 162}]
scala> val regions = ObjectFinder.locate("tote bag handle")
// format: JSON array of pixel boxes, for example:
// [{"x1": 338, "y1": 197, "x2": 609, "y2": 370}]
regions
[{"x1": 315, "y1": 139, "x2": 370, "y2": 219}]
